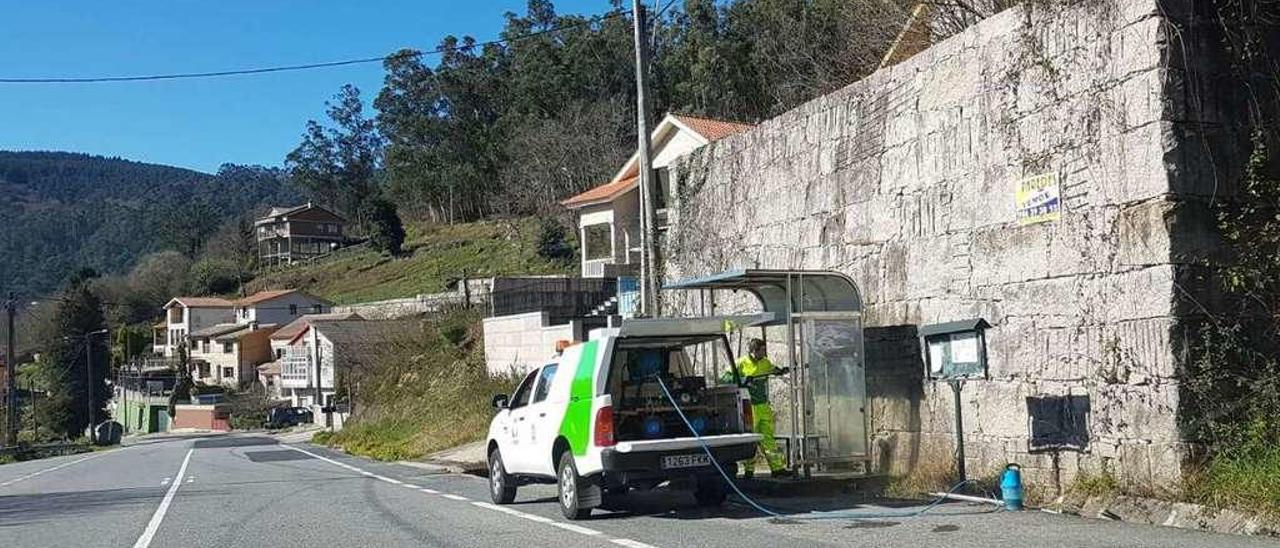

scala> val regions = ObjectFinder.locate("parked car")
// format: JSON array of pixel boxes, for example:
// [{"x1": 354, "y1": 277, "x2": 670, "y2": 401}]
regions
[
  {"x1": 266, "y1": 406, "x2": 314, "y2": 429},
  {"x1": 486, "y1": 316, "x2": 763, "y2": 520}
]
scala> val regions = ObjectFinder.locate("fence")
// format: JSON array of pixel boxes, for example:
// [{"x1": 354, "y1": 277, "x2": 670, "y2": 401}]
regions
[{"x1": 488, "y1": 277, "x2": 617, "y2": 324}]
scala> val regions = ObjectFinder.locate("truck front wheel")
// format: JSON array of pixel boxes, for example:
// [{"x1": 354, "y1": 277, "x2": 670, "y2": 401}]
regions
[{"x1": 489, "y1": 449, "x2": 517, "y2": 504}]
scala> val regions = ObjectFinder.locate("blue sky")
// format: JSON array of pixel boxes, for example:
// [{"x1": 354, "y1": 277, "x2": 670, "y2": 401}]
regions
[{"x1": 0, "y1": 0, "x2": 607, "y2": 173}]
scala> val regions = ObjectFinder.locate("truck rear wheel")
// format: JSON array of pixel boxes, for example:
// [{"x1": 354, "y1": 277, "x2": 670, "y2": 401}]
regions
[
  {"x1": 489, "y1": 449, "x2": 517, "y2": 504},
  {"x1": 694, "y1": 475, "x2": 728, "y2": 507},
  {"x1": 557, "y1": 452, "x2": 593, "y2": 520}
]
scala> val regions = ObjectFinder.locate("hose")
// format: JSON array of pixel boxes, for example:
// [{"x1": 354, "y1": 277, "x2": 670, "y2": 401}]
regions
[{"x1": 653, "y1": 375, "x2": 989, "y2": 522}]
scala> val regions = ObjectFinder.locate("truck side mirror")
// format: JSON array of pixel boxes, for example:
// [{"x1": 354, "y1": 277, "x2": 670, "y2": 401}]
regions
[{"x1": 492, "y1": 394, "x2": 509, "y2": 409}]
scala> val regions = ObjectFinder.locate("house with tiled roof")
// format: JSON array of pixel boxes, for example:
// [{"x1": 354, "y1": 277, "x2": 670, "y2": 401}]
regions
[
  {"x1": 561, "y1": 113, "x2": 753, "y2": 278},
  {"x1": 254, "y1": 202, "x2": 347, "y2": 266},
  {"x1": 155, "y1": 289, "x2": 331, "y2": 361},
  {"x1": 158, "y1": 296, "x2": 235, "y2": 357},
  {"x1": 231, "y1": 288, "x2": 333, "y2": 326}
]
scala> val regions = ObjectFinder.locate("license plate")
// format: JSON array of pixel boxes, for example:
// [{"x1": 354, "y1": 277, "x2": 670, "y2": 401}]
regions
[{"x1": 660, "y1": 454, "x2": 711, "y2": 469}]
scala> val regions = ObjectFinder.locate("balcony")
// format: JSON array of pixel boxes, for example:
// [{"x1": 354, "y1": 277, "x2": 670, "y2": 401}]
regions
[
  {"x1": 280, "y1": 355, "x2": 311, "y2": 388},
  {"x1": 256, "y1": 226, "x2": 289, "y2": 242},
  {"x1": 279, "y1": 354, "x2": 333, "y2": 389}
]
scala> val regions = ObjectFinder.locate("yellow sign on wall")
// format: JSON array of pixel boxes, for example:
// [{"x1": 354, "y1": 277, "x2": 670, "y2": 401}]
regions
[{"x1": 1014, "y1": 172, "x2": 1061, "y2": 225}]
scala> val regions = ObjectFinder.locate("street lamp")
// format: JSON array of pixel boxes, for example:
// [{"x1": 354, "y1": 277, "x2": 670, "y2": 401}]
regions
[{"x1": 64, "y1": 329, "x2": 108, "y2": 443}]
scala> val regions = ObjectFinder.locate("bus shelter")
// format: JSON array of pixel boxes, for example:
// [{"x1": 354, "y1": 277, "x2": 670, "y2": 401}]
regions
[{"x1": 665, "y1": 269, "x2": 868, "y2": 475}]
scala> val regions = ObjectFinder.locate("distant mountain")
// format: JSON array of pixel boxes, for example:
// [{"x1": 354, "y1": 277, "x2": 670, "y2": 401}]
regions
[{"x1": 0, "y1": 151, "x2": 301, "y2": 297}]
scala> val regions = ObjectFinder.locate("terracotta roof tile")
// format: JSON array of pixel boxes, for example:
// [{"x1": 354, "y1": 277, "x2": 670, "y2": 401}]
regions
[
  {"x1": 671, "y1": 114, "x2": 754, "y2": 141},
  {"x1": 561, "y1": 175, "x2": 639, "y2": 208},
  {"x1": 168, "y1": 297, "x2": 234, "y2": 308},
  {"x1": 235, "y1": 289, "x2": 298, "y2": 306},
  {"x1": 271, "y1": 312, "x2": 362, "y2": 340}
]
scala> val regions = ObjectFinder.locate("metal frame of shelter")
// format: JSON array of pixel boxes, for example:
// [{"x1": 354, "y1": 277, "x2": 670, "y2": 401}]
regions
[{"x1": 664, "y1": 269, "x2": 869, "y2": 476}]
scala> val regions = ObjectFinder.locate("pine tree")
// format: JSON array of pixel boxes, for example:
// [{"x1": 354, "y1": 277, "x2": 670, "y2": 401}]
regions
[{"x1": 39, "y1": 277, "x2": 109, "y2": 439}]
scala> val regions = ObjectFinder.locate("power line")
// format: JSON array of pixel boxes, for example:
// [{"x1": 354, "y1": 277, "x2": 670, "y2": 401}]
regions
[{"x1": 0, "y1": 9, "x2": 630, "y2": 84}]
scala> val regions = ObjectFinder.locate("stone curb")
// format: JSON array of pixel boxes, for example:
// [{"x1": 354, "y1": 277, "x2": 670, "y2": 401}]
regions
[{"x1": 1056, "y1": 494, "x2": 1279, "y2": 537}]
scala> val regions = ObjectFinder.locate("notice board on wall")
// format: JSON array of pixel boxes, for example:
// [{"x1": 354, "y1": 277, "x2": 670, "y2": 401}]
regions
[{"x1": 1014, "y1": 172, "x2": 1061, "y2": 225}]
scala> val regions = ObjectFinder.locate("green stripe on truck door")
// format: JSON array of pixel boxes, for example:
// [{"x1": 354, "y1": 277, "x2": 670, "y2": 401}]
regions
[{"x1": 558, "y1": 340, "x2": 599, "y2": 456}]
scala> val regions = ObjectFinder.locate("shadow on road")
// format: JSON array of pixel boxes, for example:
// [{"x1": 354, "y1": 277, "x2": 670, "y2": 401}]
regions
[
  {"x1": 0, "y1": 486, "x2": 172, "y2": 528},
  {"x1": 193, "y1": 436, "x2": 278, "y2": 449},
  {"x1": 579, "y1": 487, "x2": 998, "y2": 523}
]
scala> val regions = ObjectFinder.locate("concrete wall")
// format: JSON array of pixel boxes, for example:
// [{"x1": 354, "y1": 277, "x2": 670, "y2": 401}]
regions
[
  {"x1": 664, "y1": 0, "x2": 1223, "y2": 491},
  {"x1": 483, "y1": 312, "x2": 581, "y2": 375},
  {"x1": 332, "y1": 279, "x2": 493, "y2": 319},
  {"x1": 173, "y1": 404, "x2": 230, "y2": 431}
]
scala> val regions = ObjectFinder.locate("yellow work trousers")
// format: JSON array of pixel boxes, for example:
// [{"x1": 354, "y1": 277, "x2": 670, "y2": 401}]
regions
[{"x1": 745, "y1": 403, "x2": 786, "y2": 475}]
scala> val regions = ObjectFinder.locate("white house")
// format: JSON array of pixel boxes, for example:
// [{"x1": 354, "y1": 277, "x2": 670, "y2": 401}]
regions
[
  {"x1": 158, "y1": 297, "x2": 235, "y2": 357},
  {"x1": 260, "y1": 312, "x2": 362, "y2": 400},
  {"x1": 278, "y1": 318, "x2": 417, "y2": 430},
  {"x1": 560, "y1": 114, "x2": 754, "y2": 278},
  {"x1": 232, "y1": 289, "x2": 333, "y2": 326}
]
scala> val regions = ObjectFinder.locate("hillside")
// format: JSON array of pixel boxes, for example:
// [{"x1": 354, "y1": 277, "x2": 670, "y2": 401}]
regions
[
  {"x1": 0, "y1": 151, "x2": 299, "y2": 296},
  {"x1": 247, "y1": 217, "x2": 575, "y2": 304}
]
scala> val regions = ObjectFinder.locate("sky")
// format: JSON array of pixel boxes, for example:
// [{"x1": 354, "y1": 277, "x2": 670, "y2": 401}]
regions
[{"x1": 0, "y1": 0, "x2": 607, "y2": 173}]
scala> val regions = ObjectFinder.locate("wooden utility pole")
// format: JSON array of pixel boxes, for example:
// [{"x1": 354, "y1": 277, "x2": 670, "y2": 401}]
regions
[
  {"x1": 4, "y1": 292, "x2": 16, "y2": 447},
  {"x1": 631, "y1": 0, "x2": 660, "y2": 317}
]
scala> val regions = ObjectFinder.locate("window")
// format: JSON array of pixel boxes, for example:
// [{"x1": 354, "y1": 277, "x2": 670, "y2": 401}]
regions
[
  {"x1": 289, "y1": 304, "x2": 298, "y2": 315},
  {"x1": 655, "y1": 167, "x2": 672, "y2": 210},
  {"x1": 200, "y1": 340, "x2": 209, "y2": 353},
  {"x1": 583, "y1": 224, "x2": 612, "y2": 261},
  {"x1": 222, "y1": 367, "x2": 235, "y2": 379},
  {"x1": 275, "y1": 348, "x2": 284, "y2": 359},
  {"x1": 197, "y1": 363, "x2": 211, "y2": 378},
  {"x1": 222, "y1": 341, "x2": 234, "y2": 354},
  {"x1": 532, "y1": 364, "x2": 559, "y2": 404},
  {"x1": 509, "y1": 370, "x2": 538, "y2": 409}
]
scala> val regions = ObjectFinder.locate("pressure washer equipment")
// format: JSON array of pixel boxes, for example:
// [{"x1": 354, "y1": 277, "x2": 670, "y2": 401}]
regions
[
  {"x1": 653, "y1": 375, "x2": 985, "y2": 522},
  {"x1": 1001, "y1": 463, "x2": 1024, "y2": 511}
]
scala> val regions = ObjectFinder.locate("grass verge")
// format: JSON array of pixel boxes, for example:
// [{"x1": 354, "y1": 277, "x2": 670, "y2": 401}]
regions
[
  {"x1": 248, "y1": 217, "x2": 572, "y2": 304},
  {"x1": 310, "y1": 309, "x2": 519, "y2": 461},
  {"x1": 1186, "y1": 444, "x2": 1280, "y2": 517}
]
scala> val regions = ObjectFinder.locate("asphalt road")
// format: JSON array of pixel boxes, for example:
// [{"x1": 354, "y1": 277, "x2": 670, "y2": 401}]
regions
[{"x1": 0, "y1": 434, "x2": 1275, "y2": 547}]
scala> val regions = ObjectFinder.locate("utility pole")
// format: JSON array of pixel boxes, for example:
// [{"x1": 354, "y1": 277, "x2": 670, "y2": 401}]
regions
[
  {"x1": 5, "y1": 292, "x2": 16, "y2": 447},
  {"x1": 68, "y1": 329, "x2": 108, "y2": 444},
  {"x1": 631, "y1": 0, "x2": 660, "y2": 317},
  {"x1": 85, "y1": 335, "x2": 95, "y2": 444}
]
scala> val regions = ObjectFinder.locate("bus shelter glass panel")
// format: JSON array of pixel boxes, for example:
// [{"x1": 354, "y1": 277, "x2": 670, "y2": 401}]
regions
[{"x1": 799, "y1": 313, "x2": 868, "y2": 463}]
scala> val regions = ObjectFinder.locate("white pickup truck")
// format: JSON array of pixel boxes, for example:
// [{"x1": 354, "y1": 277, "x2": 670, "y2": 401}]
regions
[{"x1": 486, "y1": 316, "x2": 768, "y2": 519}]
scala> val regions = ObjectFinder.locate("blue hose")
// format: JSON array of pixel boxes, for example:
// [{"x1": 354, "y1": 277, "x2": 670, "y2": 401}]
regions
[{"x1": 654, "y1": 375, "x2": 985, "y2": 521}]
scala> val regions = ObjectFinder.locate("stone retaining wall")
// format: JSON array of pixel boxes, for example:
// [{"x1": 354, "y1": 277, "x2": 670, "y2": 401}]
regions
[{"x1": 663, "y1": 0, "x2": 1234, "y2": 491}]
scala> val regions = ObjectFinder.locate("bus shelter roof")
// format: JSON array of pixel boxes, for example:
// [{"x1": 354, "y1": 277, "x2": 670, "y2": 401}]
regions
[{"x1": 664, "y1": 269, "x2": 862, "y2": 324}]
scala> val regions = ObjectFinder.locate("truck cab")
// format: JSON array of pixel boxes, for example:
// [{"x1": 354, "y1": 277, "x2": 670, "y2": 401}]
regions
[{"x1": 485, "y1": 315, "x2": 769, "y2": 519}]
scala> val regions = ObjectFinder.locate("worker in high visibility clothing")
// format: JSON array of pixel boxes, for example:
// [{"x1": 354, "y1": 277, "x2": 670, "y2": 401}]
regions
[{"x1": 725, "y1": 338, "x2": 792, "y2": 479}]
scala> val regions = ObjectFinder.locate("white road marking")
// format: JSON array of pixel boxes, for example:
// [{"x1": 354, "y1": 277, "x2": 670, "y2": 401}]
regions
[
  {"x1": 186, "y1": 477, "x2": 194, "y2": 483},
  {"x1": 132, "y1": 448, "x2": 194, "y2": 548},
  {"x1": 0, "y1": 451, "x2": 111, "y2": 489},
  {"x1": 611, "y1": 539, "x2": 659, "y2": 548},
  {"x1": 284, "y1": 444, "x2": 658, "y2": 547},
  {"x1": 550, "y1": 521, "x2": 603, "y2": 536},
  {"x1": 160, "y1": 478, "x2": 171, "y2": 486}
]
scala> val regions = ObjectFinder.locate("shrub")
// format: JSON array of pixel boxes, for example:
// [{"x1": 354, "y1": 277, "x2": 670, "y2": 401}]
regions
[{"x1": 534, "y1": 217, "x2": 574, "y2": 264}]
